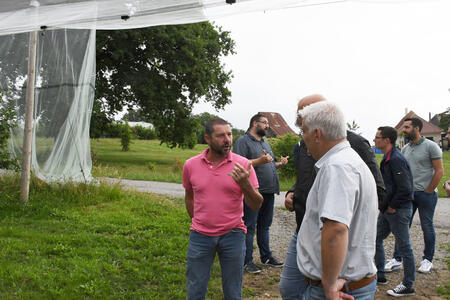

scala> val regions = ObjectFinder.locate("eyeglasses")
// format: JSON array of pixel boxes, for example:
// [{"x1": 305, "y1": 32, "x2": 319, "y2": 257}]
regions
[
  {"x1": 257, "y1": 121, "x2": 269, "y2": 126},
  {"x1": 374, "y1": 136, "x2": 384, "y2": 139}
]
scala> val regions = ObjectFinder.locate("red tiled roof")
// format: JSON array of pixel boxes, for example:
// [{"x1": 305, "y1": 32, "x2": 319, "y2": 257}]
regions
[
  {"x1": 259, "y1": 112, "x2": 296, "y2": 137},
  {"x1": 394, "y1": 111, "x2": 442, "y2": 134}
]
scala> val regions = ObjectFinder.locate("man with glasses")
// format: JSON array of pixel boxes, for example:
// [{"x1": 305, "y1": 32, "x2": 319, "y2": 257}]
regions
[
  {"x1": 234, "y1": 113, "x2": 289, "y2": 274},
  {"x1": 373, "y1": 126, "x2": 415, "y2": 297}
]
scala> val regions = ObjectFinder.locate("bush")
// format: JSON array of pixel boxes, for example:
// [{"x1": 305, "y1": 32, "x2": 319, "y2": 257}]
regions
[
  {"x1": 120, "y1": 122, "x2": 132, "y2": 151},
  {"x1": 0, "y1": 91, "x2": 20, "y2": 171},
  {"x1": 132, "y1": 125, "x2": 156, "y2": 140},
  {"x1": 267, "y1": 133, "x2": 301, "y2": 178}
]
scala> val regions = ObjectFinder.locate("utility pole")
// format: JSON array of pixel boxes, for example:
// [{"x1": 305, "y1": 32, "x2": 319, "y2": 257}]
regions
[{"x1": 19, "y1": 31, "x2": 38, "y2": 203}]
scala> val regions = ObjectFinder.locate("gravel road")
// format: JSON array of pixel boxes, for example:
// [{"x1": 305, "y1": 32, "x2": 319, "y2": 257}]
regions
[{"x1": 101, "y1": 177, "x2": 450, "y2": 229}]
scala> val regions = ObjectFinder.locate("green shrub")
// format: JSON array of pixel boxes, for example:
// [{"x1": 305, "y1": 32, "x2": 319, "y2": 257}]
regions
[
  {"x1": 120, "y1": 122, "x2": 132, "y2": 152},
  {"x1": 267, "y1": 133, "x2": 301, "y2": 178},
  {"x1": 0, "y1": 91, "x2": 20, "y2": 171},
  {"x1": 132, "y1": 125, "x2": 156, "y2": 140}
]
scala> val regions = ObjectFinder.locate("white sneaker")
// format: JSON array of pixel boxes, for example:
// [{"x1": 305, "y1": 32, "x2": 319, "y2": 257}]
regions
[
  {"x1": 385, "y1": 258, "x2": 402, "y2": 272},
  {"x1": 418, "y1": 259, "x2": 433, "y2": 273}
]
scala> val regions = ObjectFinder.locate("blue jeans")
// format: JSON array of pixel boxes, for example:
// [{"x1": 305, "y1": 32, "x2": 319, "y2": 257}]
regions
[
  {"x1": 305, "y1": 280, "x2": 376, "y2": 300},
  {"x1": 394, "y1": 191, "x2": 437, "y2": 262},
  {"x1": 375, "y1": 209, "x2": 415, "y2": 288},
  {"x1": 186, "y1": 229, "x2": 245, "y2": 300},
  {"x1": 243, "y1": 193, "x2": 275, "y2": 264},
  {"x1": 279, "y1": 232, "x2": 307, "y2": 300}
]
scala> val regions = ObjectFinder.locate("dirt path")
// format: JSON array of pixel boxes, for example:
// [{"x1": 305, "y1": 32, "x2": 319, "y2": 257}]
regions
[{"x1": 244, "y1": 207, "x2": 450, "y2": 299}]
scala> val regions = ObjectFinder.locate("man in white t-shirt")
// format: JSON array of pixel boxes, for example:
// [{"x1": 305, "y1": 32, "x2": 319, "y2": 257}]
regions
[{"x1": 295, "y1": 101, "x2": 378, "y2": 300}]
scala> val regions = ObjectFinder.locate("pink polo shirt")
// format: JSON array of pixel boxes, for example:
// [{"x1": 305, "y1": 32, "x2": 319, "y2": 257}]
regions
[{"x1": 182, "y1": 148, "x2": 259, "y2": 236}]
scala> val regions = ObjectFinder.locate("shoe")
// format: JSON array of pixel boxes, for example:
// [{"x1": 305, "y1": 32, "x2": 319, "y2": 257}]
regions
[
  {"x1": 418, "y1": 259, "x2": 433, "y2": 273},
  {"x1": 387, "y1": 283, "x2": 415, "y2": 297},
  {"x1": 377, "y1": 276, "x2": 387, "y2": 285},
  {"x1": 244, "y1": 262, "x2": 261, "y2": 274},
  {"x1": 385, "y1": 258, "x2": 402, "y2": 272},
  {"x1": 262, "y1": 257, "x2": 284, "y2": 268}
]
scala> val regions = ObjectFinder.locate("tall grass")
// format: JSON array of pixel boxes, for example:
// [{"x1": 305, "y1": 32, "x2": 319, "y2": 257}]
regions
[{"x1": 0, "y1": 175, "x2": 228, "y2": 299}]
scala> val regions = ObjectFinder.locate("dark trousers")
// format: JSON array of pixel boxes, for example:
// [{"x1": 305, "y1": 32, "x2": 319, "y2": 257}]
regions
[{"x1": 243, "y1": 193, "x2": 274, "y2": 264}]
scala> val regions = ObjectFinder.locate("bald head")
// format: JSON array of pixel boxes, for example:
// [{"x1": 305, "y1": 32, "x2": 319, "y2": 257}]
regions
[
  {"x1": 296, "y1": 94, "x2": 326, "y2": 127},
  {"x1": 297, "y1": 94, "x2": 326, "y2": 111}
]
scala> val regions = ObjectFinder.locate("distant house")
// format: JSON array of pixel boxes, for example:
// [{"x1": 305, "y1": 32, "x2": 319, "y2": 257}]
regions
[
  {"x1": 394, "y1": 110, "x2": 442, "y2": 148},
  {"x1": 258, "y1": 112, "x2": 297, "y2": 138}
]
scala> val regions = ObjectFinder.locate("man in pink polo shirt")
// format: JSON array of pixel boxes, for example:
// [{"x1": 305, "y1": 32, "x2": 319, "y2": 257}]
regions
[{"x1": 183, "y1": 117, "x2": 263, "y2": 300}]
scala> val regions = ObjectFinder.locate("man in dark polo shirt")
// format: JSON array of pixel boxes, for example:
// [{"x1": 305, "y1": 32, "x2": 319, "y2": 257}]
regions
[{"x1": 233, "y1": 113, "x2": 289, "y2": 274}]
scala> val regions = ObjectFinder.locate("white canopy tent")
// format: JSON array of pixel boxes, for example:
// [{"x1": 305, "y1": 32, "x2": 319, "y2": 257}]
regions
[{"x1": 0, "y1": 0, "x2": 335, "y2": 201}]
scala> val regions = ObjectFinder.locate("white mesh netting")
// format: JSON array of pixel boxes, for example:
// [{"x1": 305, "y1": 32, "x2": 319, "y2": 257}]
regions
[
  {"x1": 0, "y1": 29, "x2": 95, "y2": 182},
  {"x1": 0, "y1": 0, "x2": 336, "y2": 182}
]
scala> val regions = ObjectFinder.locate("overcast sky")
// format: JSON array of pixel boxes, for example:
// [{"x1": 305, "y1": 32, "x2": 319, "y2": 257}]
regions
[{"x1": 193, "y1": 0, "x2": 450, "y2": 143}]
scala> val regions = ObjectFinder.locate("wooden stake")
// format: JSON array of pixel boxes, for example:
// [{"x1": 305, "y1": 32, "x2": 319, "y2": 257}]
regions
[{"x1": 19, "y1": 31, "x2": 38, "y2": 203}]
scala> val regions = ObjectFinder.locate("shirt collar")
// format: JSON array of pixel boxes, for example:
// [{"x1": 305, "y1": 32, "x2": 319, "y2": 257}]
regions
[
  {"x1": 383, "y1": 147, "x2": 394, "y2": 162},
  {"x1": 314, "y1": 141, "x2": 350, "y2": 171},
  {"x1": 201, "y1": 147, "x2": 233, "y2": 164},
  {"x1": 246, "y1": 131, "x2": 264, "y2": 142}
]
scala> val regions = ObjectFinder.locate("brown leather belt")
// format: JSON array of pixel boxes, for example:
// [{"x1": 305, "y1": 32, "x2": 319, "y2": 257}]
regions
[{"x1": 304, "y1": 275, "x2": 376, "y2": 292}]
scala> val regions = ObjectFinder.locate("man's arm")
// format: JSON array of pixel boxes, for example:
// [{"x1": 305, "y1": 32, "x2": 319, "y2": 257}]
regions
[
  {"x1": 444, "y1": 180, "x2": 450, "y2": 197},
  {"x1": 321, "y1": 219, "x2": 353, "y2": 300},
  {"x1": 425, "y1": 158, "x2": 444, "y2": 193},
  {"x1": 250, "y1": 149, "x2": 273, "y2": 167},
  {"x1": 185, "y1": 189, "x2": 194, "y2": 219},
  {"x1": 231, "y1": 162, "x2": 263, "y2": 211},
  {"x1": 275, "y1": 155, "x2": 289, "y2": 169}
]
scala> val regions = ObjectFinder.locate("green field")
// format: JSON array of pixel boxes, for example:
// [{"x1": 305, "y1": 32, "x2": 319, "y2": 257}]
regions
[
  {"x1": 0, "y1": 175, "x2": 230, "y2": 299},
  {"x1": 92, "y1": 139, "x2": 449, "y2": 197}
]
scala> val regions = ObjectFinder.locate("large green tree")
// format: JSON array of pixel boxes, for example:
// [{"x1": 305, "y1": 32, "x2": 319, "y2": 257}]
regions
[{"x1": 95, "y1": 23, "x2": 235, "y2": 148}]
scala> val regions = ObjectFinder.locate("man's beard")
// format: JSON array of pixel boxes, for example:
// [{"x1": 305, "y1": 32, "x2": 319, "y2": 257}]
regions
[
  {"x1": 256, "y1": 127, "x2": 266, "y2": 137},
  {"x1": 404, "y1": 131, "x2": 416, "y2": 141},
  {"x1": 210, "y1": 142, "x2": 230, "y2": 156}
]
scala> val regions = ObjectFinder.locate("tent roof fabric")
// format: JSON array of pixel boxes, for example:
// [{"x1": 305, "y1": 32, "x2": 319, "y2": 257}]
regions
[
  {"x1": 394, "y1": 110, "x2": 442, "y2": 135},
  {"x1": 0, "y1": 0, "x2": 337, "y2": 36}
]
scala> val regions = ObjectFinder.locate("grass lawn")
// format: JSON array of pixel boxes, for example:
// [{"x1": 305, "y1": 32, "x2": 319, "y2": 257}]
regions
[
  {"x1": 91, "y1": 139, "x2": 449, "y2": 197},
  {"x1": 0, "y1": 175, "x2": 234, "y2": 299}
]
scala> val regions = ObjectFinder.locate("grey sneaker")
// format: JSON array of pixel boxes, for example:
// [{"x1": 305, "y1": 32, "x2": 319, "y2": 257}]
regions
[
  {"x1": 244, "y1": 262, "x2": 261, "y2": 274},
  {"x1": 387, "y1": 283, "x2": 415, "y2": 297},
  {"x1": 262, "y1": 257, "x2": 284, "y2": 268},
  {"x1": 385, "y1": 258, "x2": 402, "y2": 272}
]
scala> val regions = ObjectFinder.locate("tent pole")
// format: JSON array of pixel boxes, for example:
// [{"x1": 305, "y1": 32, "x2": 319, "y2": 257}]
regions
[{"x1": 19, "y1": 30, "x2": 38, "y2": 203}]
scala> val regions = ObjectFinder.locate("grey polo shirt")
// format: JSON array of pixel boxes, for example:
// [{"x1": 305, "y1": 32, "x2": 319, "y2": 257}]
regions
[
  {"x1": 402, "y1": 137, "x2": 442, "y2": 192},
  {"x1": 297, "y1": 141, "x2": 378, "y2": 281},
  {"x1": 233, "y1": 132, "x2": 280, "y2": 194}
]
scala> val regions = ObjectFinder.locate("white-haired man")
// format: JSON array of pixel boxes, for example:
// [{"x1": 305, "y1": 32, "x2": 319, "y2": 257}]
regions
[{"x1": 296, "y1": 102, "x2": 378, "y2": 300}]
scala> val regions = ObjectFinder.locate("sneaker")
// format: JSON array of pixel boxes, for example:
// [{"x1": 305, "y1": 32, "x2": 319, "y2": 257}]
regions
[
  {"x1": 262, "y1": 257, "x2": 284, "y2": 268},
  {"x1": 244, "y1": 262, "x2": 261, "y2": 274},
  {"x1": 418, "y1": 259, "x2": 433, "y2": 273},
  {"x1": 385, "y1": 258, "x2": 402, "y2": 272},
  {"x1": 377, "y1": 276, "x2": 387, "y2": 285},
  {"x1": 387, "y1": 283, "x2": 415, "y2": 297}
]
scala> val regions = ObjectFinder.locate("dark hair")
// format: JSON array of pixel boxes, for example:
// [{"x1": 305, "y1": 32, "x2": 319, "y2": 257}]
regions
[
  {"x1": 205, "y1": 118, "x2": 229, "y2": 136},
  {"x1": 404, "y1": 117, "x2": 423, "y2": 132},
  {"x1": 248, "y1": 113, "x2": 265, "y2": 131},
  {"x1": 377, "y1": 126, "x2": 397, "y2": 145}
]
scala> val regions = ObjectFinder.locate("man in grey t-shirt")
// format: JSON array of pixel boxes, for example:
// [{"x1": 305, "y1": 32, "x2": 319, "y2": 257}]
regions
[
  {"x1": 296, "y1": 101, "x2": 378, "y2": 300},
  {"x1": 389, "y1": 117, "x2": 444, "y2": 274}
]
